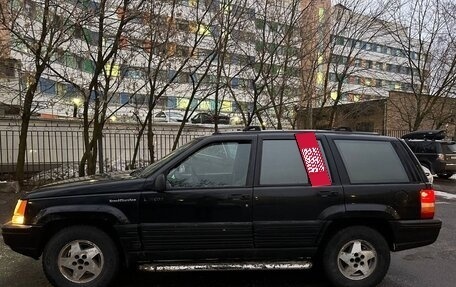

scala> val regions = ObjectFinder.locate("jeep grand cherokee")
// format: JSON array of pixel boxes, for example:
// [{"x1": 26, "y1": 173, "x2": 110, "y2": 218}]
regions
[{"x1": 2, "y1": 131, "x2": 441, "y2": 287}]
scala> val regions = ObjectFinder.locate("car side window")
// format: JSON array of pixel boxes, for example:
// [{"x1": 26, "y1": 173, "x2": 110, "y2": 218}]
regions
[
  {"x1": 260, "y1": 140, "x2": 309, "y2": 185},
  {"x1": 335, "y1": 140, "x2": 409, "y2": 184},
  {"x1": 167, "y1": 142, "x2": 251, "y2": 188}
]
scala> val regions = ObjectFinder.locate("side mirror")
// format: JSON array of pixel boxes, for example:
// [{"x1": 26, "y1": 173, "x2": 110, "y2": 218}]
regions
[{"x1": 154, "y1": 174, "x2": 166, "y2": 192}]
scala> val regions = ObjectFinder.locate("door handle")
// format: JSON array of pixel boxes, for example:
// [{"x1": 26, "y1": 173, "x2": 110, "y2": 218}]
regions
[
  {"x1": 230, "y1": 194, "x2": 250, "y2": 200},
  {"x1": 318, "y1": 190, "x2": 339, "y2": 198}
]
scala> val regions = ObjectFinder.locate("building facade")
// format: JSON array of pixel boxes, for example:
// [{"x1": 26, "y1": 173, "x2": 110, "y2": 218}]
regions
[
  {"x1": 0, "y1": 0, "x2": 303, "y2": 127},
  {"x1": 300, "y1": 0, "x2": 425, "y2": 109}
]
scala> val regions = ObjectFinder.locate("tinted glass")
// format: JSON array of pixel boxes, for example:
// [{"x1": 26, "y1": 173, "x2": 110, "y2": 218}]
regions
[
  {"x1": 335, "y1": 140, "x2": 409, "y2": 184},
  {"x1": 260, "y1": 140, "x2": 308, "y2": 185},
  {"x1": 406, "y1": 141, "x2": 438, "y2": 153},
  {"x1": 443, "y1": 143, "x2": 456, "y2": 153},
  {"x1": 167, "y1": 142, "x2": 251, "y2": 188}
]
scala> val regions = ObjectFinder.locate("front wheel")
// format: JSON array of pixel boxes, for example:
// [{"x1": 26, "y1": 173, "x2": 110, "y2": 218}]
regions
[
  {"x1": 42, "y1": 226, "x2": 119, "y2": 287},
  {"x1": 322, "y1": 226, "x2": 390, "y2": 287}
]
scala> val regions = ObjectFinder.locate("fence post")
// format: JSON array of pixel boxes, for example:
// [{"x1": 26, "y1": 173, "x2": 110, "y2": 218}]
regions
[{"x1": 98, "y1": 135, "x2": 104, "y2": 174}]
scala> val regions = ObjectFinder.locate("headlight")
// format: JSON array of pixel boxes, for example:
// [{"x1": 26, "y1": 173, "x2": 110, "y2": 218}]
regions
[{"x1": 12, "y1": 200, "x2": 28, "y2": 225}]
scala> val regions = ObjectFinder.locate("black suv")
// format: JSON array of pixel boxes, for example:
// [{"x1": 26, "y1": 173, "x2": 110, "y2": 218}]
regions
[
  {"x1": 2, "y1": 131, "x2": 441, "y2": 287},
  {"x1": 402, "y1": 130, "x2": 456, "y2": 179}
]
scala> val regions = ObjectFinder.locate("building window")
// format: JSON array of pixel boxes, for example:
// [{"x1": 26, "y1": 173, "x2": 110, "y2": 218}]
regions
[
  {"x1": 231, "y1": 77, "x2": 239, "y2": 89},
  {"x1": 64, "y1": 52, "x2": 78, "y2": 69},
  {"x1": 336, "y1": 36, "x2": 345, "y2": 45},
  {"x1": 354, "y1": 59, "x2": 361, "y2": 67},
  {"x1": 82, "y1": 59, "x2": 95, "y2": 73},
  {"x1": 167, "y1": 96, "x2": 177, "y2": 108},
  {"x1": 39, "y1": 78, "x2": 56, "y2": 94},
  {"x1": 168, "y1": 70, "x2": 177, "y2": 82},
  {"x1": 119, "y1": 93, "x2": 130, "y2": 105}
]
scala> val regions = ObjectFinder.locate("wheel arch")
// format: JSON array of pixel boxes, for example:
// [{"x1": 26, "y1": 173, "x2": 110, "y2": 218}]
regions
[{"x1": 317, "y1": 218, "x2": 395, "y2": 255}]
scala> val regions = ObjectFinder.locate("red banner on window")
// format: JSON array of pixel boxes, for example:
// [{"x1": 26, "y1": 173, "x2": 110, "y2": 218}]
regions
[{"x1": 295, "y1": 133, "x2": 331, "y2": 187}]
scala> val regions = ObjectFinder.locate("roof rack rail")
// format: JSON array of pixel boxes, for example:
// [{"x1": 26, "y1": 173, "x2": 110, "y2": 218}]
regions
[{"x1": 243, "y1": 126, "x2": 261, "y2": 132}]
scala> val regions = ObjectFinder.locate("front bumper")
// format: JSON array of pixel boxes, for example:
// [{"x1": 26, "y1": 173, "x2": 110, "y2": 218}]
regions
[
  {"x1": 390, "y1": 219, "x2": 442, "y2": 251},
  {"x1": 2, "y1": 222, "x2": 43, "y2": 259}
]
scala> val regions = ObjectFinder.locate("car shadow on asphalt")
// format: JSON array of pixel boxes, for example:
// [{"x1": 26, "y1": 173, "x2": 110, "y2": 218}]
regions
[{"x1": 114, "y1": 270, "x2": 331, "y2": 287}]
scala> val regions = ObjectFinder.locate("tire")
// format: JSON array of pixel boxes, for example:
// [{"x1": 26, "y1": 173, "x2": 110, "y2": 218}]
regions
[
  {"x1": 42, "y1": 226, "x2": 119, "y2": 287},
  {"x1": 322, "y1": 226, "x2": 390, "y2": 287}
]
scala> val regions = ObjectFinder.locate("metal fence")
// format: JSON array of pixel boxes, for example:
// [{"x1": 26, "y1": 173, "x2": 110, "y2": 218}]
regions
[
  {"x1": 373, "y1": 129, "x2": 410, "y2": 138},
  {"x1": 0, "y1": 125, "x2": 217, "y2": 183}
]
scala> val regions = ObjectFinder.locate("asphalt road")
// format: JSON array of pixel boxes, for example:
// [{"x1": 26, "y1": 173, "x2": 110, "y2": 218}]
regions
[{"x1": 0, "y1": 178, "x2": 455, "y2": 287}]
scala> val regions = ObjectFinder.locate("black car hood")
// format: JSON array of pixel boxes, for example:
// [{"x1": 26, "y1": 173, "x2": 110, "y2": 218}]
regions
[{"x1": 25, "y1": 172, "x2": 146, "y2": 200}]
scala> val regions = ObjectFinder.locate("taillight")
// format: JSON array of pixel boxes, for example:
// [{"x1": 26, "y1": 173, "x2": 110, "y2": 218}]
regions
[
  {"x1": 420, "y1": 189, "x2": 435, "y2": 219},
  {"x1": 12, "y1": 200, "x2": 28, "y2": 225}
]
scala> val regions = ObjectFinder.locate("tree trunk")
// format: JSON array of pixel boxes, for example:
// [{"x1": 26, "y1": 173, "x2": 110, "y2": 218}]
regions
[
  {"x1": 147, "y1": 119, "x2": 155, "y2": 163},
  {"x1": 16, "y1": 82, "x2": 39, "y2": 186}
]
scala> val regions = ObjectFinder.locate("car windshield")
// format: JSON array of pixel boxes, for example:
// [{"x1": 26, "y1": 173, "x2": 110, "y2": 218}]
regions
[{"x1": 134, "y1": 138, "x2": 200, "y2": 178}]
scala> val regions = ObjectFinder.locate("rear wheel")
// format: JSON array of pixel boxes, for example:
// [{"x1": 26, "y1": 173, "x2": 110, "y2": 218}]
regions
[
  {"x1": 42, "y1": 226, "x2": 119, "y2": 287},
  {"x1": 322, "y1": 226, "x2": 390, "y2": 287}
]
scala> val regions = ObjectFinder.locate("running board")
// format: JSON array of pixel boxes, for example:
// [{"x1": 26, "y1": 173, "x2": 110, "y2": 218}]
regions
[{"x1": 139, "y1": 260, "x2": 312, "y2": 272}]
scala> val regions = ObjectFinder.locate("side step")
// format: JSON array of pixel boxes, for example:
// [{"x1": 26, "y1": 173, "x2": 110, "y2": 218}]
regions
[{"x1": 139, "y1": 260, "x2": 312, "y2": 272}]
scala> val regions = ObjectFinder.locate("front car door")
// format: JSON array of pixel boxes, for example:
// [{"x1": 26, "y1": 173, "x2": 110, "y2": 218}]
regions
[
  {"x1": 140, "y1": 135, "x2": 256, "y2": 260},
  {"x1": 252, "y1": 133, "x2": 344, "y2": 257}
]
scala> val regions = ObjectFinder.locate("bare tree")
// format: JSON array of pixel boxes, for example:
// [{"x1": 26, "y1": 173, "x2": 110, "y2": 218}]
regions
[
  {"x1": 128, "y1": 0, "x2": 221, "y2": 166},
  {"x1": 317, "y1": 1, "x2": 391, "y2": 128},
  {"x1": 0, "y1": 0, "x2": 85, "y2": 185},
  {"x1": 385, "y1": 0, "x2": 456, "y2": 131}
]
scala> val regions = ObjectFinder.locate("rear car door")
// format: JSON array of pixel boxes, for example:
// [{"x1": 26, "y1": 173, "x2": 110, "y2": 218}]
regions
[
  {"x1": 140, "y1": 136, "x2": 256, "y2": 259},
  {"x1": 327, "y1": 135, "x2": 423, "y2": 220},
  {"x1": 252, "y1": 133, "x2": 344, "y2": 254}
]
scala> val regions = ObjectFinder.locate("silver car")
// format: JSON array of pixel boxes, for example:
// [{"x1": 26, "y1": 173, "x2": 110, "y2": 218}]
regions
[{"x1": 153, "y1": 111, "x2": 184, "y2": 122}]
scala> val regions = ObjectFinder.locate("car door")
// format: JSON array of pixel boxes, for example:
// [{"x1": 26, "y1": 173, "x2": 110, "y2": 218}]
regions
[
  {"x1": 252, "y1": 133, "x2": 344, "y2": 253},
  {"x1": 140, "y1": 137, "x2": 256, "y2": 260}
]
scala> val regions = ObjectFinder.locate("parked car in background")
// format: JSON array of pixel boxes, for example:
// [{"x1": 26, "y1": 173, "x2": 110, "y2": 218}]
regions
[
  {"x1": 402, "y1": 130, "x2": 456, "y2": 179},
  {"x1": 153, "y1": 111, "x2": 185, "y2": 122},
  {"x1": 191, "y1": 112, "x2": 230, "y2": 125},
  {"x1": 2, "y1": 130, "x2": 441, "y2": 287}
]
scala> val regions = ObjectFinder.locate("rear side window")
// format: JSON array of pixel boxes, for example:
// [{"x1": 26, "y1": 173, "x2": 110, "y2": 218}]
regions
[
  {"x1": 406, "y1": 141, "x2": 439, "y2": 153},
  {"x1": 443, "y1": 143, "x2": 456, "y2": 153},
  {"x1": 260, "y1": 140, "x2": 308, "y2": 185},
  {"x1": 335, "y1": 140, "x2": 409, "y2": 184}
]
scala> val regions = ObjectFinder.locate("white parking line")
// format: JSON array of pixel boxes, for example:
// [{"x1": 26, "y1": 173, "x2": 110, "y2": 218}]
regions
[{"x1": 435, "y1": 191, "x2": 456, "y2": 200}]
